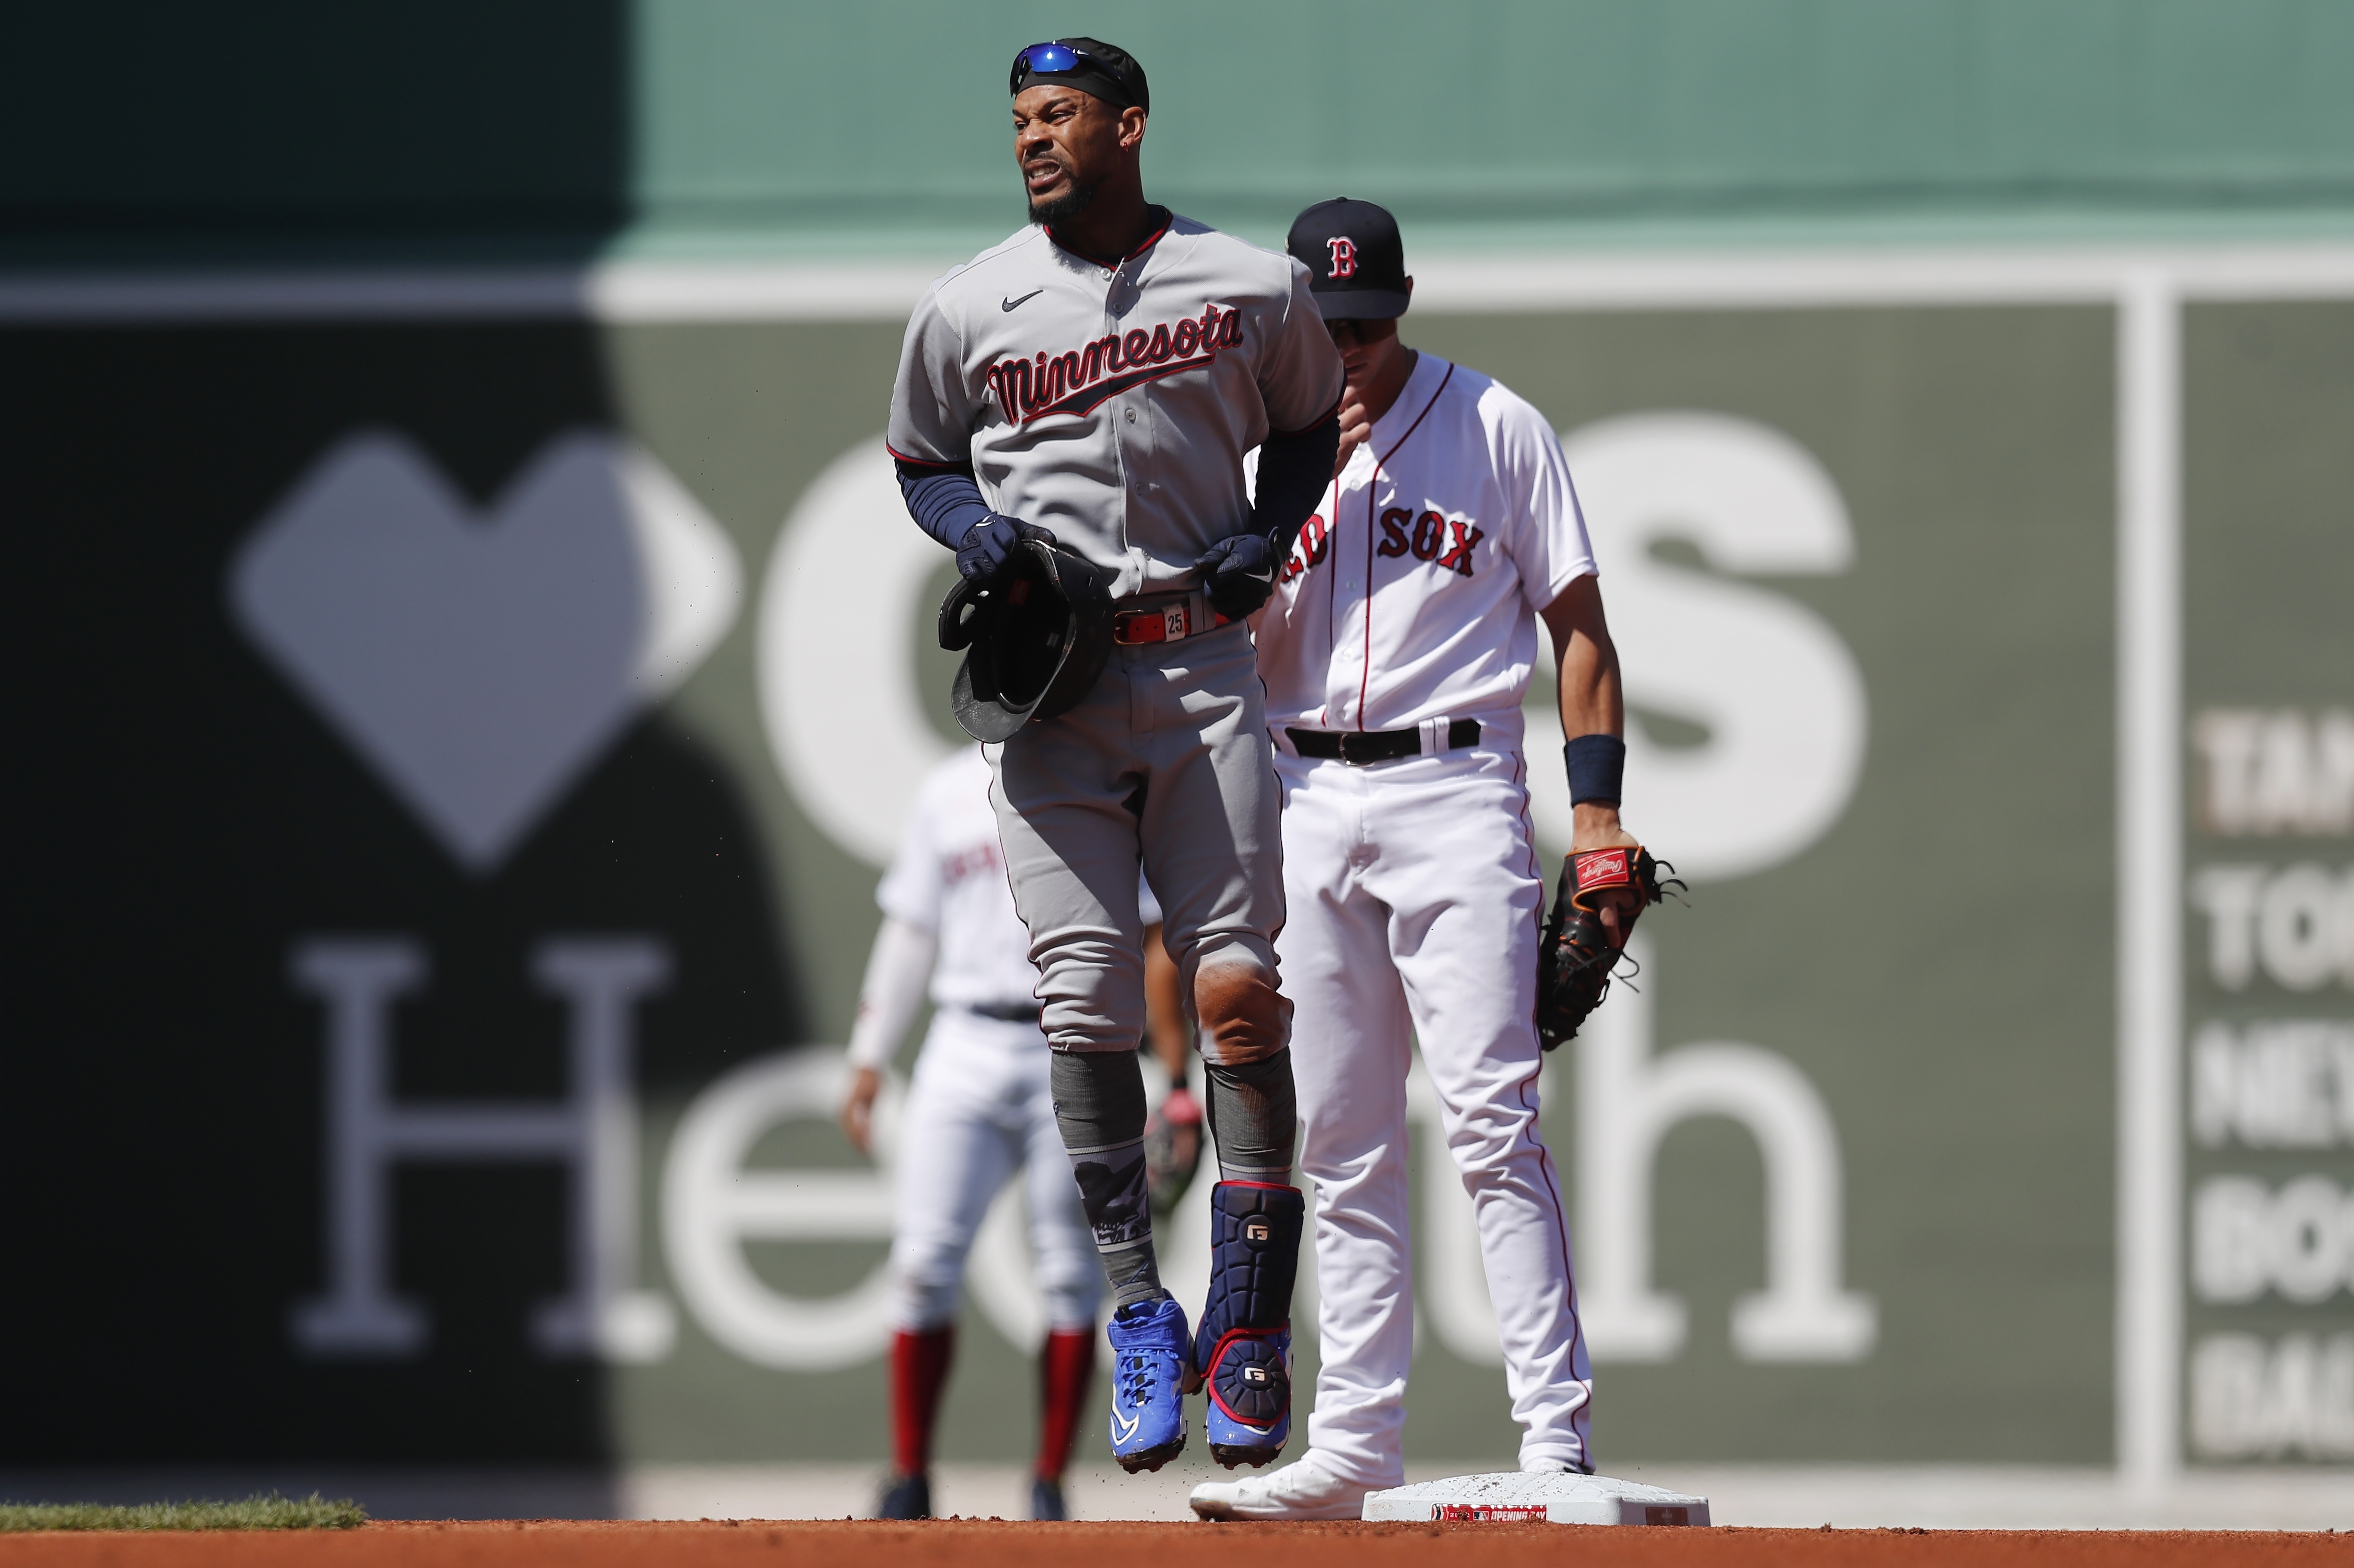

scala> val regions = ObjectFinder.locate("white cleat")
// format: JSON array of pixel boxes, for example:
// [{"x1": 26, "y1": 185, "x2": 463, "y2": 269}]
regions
[{"x1": 1190, "y1": 1456, "x2": 1370, "y2": 1521}]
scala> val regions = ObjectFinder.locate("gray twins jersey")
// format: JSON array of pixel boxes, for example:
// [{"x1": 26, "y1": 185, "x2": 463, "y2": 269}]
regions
[
  {"x1": 888, "y1": 213, "x2": 1343, "y2": 600},
  {"x1": 887, "y1": 214, "x2": 1342, "y2": 1068}
]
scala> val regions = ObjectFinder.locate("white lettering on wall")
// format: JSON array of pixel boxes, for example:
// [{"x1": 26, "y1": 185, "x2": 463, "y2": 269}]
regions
[
  {"x1": 2191, "y1": 1019, "x2": 2354, "y2": 1148},
  {"x1": 1531, "y1": 412, "x2": 1868, "y2": 882},
  {"x1": 2193, "y1": 709, "x2": 2354, "y2": 838},
  {"x1": 661, "y1": 1049, "x2": 899, "y2": 1369},
  {"x1": 288, "y1": 937, "x2": 676, "y2": 1362},
  {"x1": 2191, "y1": 1174, "x2": 2354, "y2": 1304},
  {"x1": 1574, "y1": 934, "x2": 1877, "y2": 1363},
  {"x1": 2191, "y1": 1332, "x2": 2354, "y2": 1459},
  {"x1": 757, "y1": 442, "x2": 955, "y2": 866},
  {"x1": 2189, "y1": 863, "x2": 2354, "y2": 991}
]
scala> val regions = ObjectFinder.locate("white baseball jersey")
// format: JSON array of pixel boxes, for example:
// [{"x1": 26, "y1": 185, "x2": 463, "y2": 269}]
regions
[
  {"x1": 887, "y1": 213, "x2": 1345, "y2": 601},
  {"x1": 1252, "y1": 353, "x2": 1596, "y2": 737},
  {"x1": 1254, "y1": 351, "x2": 1598, "y2": 1478},
  {"x1": 874, "y1": 745, "x2": 1040, "y2": 1015}
]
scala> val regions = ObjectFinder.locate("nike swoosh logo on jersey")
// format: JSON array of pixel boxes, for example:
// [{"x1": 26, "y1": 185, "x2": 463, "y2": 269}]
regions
[{"x1": 1001, "y1": 289, "x2": 1045, "y2": 312}]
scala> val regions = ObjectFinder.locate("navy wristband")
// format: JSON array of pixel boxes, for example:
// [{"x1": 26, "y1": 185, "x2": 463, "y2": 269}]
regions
[{"x1": 1565, "y1": 733, "x2": 1626, "y2": 805}]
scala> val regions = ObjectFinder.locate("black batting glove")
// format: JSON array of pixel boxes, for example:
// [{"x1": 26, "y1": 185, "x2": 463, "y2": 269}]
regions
[
  {"x1": 1194, "y1": 531, "x2": 1280, "y2": 620},
  {"x1": 955, "y1": 515, "x2": 1057, "y2": 582}
]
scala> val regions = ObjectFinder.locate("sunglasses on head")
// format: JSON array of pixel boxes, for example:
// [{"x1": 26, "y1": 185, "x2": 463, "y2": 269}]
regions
[{"x1": 1010, "y1": 41, "x2": 1098, "y2": 94}]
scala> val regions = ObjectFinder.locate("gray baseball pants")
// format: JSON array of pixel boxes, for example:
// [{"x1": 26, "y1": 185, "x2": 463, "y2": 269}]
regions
[
  {"x1": 986, "y1": 620, "x2": 1289, "y2": 1068},
  {"x1": 988, "y1": 619, "x2": 1296, "y2": 1308}
]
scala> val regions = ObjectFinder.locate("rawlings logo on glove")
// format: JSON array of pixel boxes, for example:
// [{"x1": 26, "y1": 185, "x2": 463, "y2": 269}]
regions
[{"x1": 1535, "y1": 845, "x2": 1683, "y2": 1051}]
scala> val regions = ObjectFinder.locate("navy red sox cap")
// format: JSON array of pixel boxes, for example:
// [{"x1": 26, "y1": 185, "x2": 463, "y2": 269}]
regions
[{"x1": 1287, "y1": 197, "x2": 1410, "y2": 321}]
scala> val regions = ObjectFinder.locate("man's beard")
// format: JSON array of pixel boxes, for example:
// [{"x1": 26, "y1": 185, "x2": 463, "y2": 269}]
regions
[{"x1": 1028, "y1": 181, "x2": 1098, "y2": 227}]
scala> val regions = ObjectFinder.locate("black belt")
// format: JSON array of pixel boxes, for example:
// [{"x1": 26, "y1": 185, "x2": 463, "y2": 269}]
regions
[
  {"x1": 1287, "y1": 719, "x2": 1481, "y2": 766},
  {"x1": 966, "y1": 1000, "x2": 1045, "y2": 1024}
]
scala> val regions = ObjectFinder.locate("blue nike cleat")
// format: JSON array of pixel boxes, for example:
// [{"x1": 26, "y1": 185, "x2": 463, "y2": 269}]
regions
[
  {"x1": 1195, "y1": 1182, "x2": 1306, "y2": 1469},
  {"x1": 1105, "y1": 1296, "x2": 1191, "y2": 1473}
]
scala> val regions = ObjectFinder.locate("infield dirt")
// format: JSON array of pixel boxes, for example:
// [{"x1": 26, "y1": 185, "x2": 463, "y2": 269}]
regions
[{"x1": 3, "y1": 1521, "x2": 2351, "y2": 1566}]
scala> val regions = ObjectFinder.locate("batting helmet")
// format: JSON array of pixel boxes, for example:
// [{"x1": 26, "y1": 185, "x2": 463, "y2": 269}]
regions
[{"x1": 938, "y1": 540, "x2": 1114, "y2": 742}]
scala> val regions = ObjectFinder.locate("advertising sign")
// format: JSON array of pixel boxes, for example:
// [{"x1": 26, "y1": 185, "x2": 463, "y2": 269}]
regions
[{"x1": 2, "y1": 270, "x2": 2345, "y2": 1473}]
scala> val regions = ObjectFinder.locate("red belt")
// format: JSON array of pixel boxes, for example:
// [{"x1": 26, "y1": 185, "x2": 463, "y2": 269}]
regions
[{"x1": 1111, "y1": 594, "x2": 1231, "y2": 646}]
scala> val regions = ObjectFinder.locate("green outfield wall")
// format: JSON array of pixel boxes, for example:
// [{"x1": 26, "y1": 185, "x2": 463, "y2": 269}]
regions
[
  {"x1": 1, "y1": 0, "x2": 2348, "y2": 1498},
  {"x1": 5, "y1": 263, "x2": 2350, "y2": 1475},
  {"x1": 7, "y1": 1, "x2": 2354, "y2": 263}
]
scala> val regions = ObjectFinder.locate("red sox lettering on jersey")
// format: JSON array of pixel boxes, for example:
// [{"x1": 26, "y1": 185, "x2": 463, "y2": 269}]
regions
[
  {"x1": 1253, "y1": 353, "x2": 1595, "y2": 738},
  {"x1": 939, "y1": 837, "x2": 1005, "y2": 889},
  {"x1": 1282, "y1": 507, "x2": 1487, "y2": 583}
]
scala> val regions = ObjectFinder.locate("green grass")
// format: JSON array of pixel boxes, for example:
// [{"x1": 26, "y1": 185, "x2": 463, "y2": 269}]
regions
[{"x1": 0, "y1": 1492, "x2": 367, "y2": 1532}]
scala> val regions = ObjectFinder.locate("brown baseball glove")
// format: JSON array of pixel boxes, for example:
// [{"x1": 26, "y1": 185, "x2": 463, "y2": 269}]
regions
[
  {"x1": 1142, "y1": 1085, "x2": 1204, "y2": 1216},
  {"x1": 1536, "y1": 845, "x2": 1681, "y2": 1051}
]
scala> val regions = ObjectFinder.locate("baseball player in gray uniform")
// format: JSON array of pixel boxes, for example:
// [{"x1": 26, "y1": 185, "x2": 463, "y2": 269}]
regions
[{"x1": 886, "y1": 39, "x2": 1344, "y2": 1473}]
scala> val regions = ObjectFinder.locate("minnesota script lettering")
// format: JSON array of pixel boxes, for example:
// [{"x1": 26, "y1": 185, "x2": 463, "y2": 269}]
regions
[{"x1": 987, "y1": 305, "x2": 1245, "y2": 424}]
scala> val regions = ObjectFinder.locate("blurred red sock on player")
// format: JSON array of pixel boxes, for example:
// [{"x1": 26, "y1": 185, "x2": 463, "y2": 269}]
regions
[
  {"x1": 890, "y1": 1325, "x2": 956, "y2": 1476},
  {"x1": 1034, "y1": 1327, "x2": 1095, "y2": 1479}
]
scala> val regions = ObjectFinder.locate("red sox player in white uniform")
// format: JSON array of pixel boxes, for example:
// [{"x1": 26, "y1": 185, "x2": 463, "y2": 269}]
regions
[
  {"x1": 1193, "y1": 199, "x2": 1640, "y2": 1520},
  {"x1": 840, "y1": 745, "x2": 1176, "y2": 1521},
  {"x1": 840, "y1": 746, "x2": 1099, "y2": 1522}
]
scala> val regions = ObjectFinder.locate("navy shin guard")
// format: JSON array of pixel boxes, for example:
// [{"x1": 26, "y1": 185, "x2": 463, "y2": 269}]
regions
[{"x1": 1194, "y1": 1181, "x2": 1304, "y2": 1468}]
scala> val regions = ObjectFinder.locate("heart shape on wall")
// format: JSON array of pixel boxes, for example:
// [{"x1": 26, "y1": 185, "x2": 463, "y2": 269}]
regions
[{"x1": 230, "y1": 429, "x2": 741, "y2": 874}]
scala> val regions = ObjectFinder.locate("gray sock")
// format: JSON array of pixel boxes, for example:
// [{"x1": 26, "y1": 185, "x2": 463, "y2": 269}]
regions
[
  {"x1": 1049, "y1": 1050, "x2": 1166, "y2": 1310},
  {"x1": 1205, "y1": 1048, "x2": 1298, "y2": 1183}
]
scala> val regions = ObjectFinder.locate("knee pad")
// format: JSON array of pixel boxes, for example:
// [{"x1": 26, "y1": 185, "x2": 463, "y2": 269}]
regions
[{"x1": 1194, "y1": 1180, "x2": 1304, "y2": 1423}]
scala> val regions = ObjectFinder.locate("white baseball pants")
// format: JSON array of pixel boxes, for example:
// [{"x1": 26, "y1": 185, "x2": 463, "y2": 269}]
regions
[
  {"x1": 1276, "y1": 740, "x2": 1593, "y2": 1482},
  {"x1": 887, "y1": 1008, "x2": 1101, "y2": 1333}
]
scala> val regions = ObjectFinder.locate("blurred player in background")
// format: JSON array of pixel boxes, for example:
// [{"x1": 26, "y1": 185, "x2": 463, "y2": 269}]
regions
[
  {"x1": 840, "y1": 743, "x2": 1191, "y2": 1521},
  {"x1": 1193, "y1": 198, "x2": 1630, "y2": 1518}
]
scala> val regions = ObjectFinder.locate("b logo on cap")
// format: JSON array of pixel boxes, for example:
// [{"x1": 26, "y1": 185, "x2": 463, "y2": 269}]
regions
[{"x1": 1326, "y1": 237, "x2": 1356, "y2": 280}]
